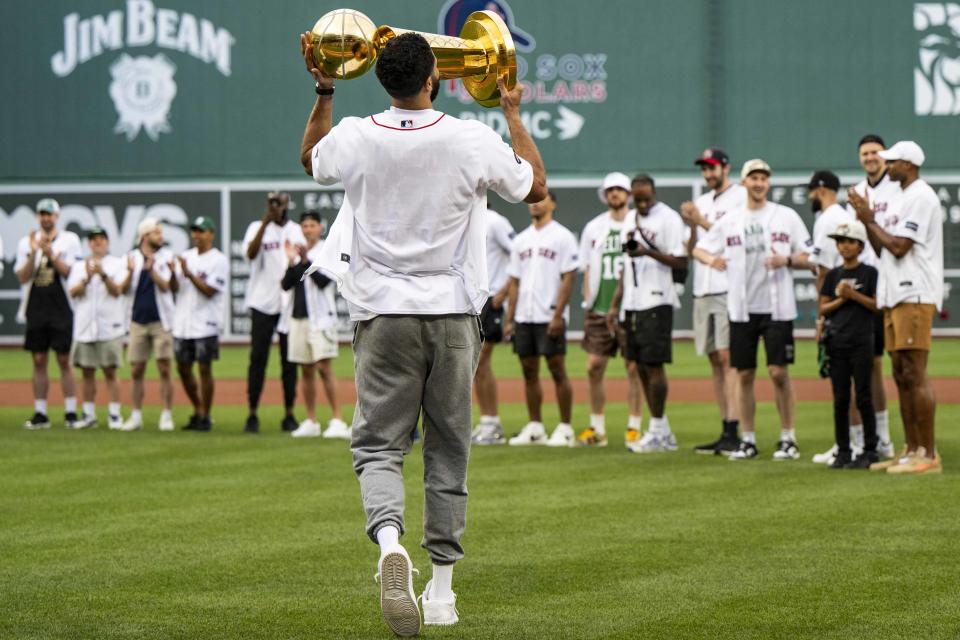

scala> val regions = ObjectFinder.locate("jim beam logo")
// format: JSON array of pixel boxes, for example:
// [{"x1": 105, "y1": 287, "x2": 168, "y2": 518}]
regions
[
  {"x1": 50, "y1": 0, "x2": 235, "y2": 141},
  {"x1": 914, "y1": 3, "x2": 960, "y2": 115}
]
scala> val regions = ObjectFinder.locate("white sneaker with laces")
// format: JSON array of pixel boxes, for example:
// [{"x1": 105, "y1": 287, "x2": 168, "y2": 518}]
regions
[
  {"x1": 120, "y1": 415, "x2": 143, "y2": 432},
  {"x1": 877, "y1": 440, "x2": 895, "y2": 458},
  {"x1": 811, "y1": 444, "x2": 838, "y2": 464},
  {"x1": 75, "y1": 414, "x2": 98, "y2": 430},
  {"x1": 629, "y1": 430, "x2": 674, "y2": 453},
  {"x1": 420, "y1": 579, "x2": 458, "y2": 626},
  {"x1": 158, "y1": 413, "x2": 175, "y2": 432},
  {"x1": 108, "y1": 415, "x2": 124, "y2": 430},
  {"x1": 545, "y1": 423, "x2": 575, "y2": 448},
  {"x1": 322, "y1": 418, "x2": 351, "y2": 440},
  {"x1": 291, "y1": 420, "x2": 322, "y2": 438},
  {"x1": 508, "y1": 422, "x2": 547, "y2": 446},
  {"x1": 376, "y1": 548, "x2": 421, "y2": 637}
]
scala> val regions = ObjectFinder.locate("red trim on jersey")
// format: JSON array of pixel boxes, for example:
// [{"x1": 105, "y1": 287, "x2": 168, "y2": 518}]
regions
[{"x1": 369, "y1": 113, "x2": 446, "y2": 131}]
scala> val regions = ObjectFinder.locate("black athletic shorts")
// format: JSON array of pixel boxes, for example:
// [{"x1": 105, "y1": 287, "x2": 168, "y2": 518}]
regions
[
  {"x1": 480, "y1": 297, "x2": 504, "y2": 343},
  {"x1": 24, "y1": 318, "x2": 73, "y2": 354},
  {"x1": 730, "y1": 314, "x2": 795, "y2": 370},
  {"x1": 873, "y1": 313, "x2": 885, "y2": 357},
  {"x1": 624, "y1": 305, "x2": 673, "y2": 365},
  {"x1": 513, "y1": 322, "x2": 566, "y2": 358},
  {"x1": 174, "y1": 336, "x2": 220, "y2": 364}
]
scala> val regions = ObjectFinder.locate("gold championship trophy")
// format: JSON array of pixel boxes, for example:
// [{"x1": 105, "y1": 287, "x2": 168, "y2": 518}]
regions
[{"x1": 308, "y1": 8, "x2": 516, "y2": 107}]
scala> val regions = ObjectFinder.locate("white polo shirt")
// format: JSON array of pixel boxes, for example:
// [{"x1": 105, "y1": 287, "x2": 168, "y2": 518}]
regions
[
  {"x1": 507, "y1": 219, "x2": 579, "y2": 324},
  {"x1": 690, "y1": 183, "x2": 746, "y2": 297},
  {"x1": 67, "y1": 255, "x2": 128, "y2": 343},
  {"x1": 485, "y1": 209, "x2": 515, "y2": 293},
  {"x1": 876, "y1": 178, "x2": 944, "y2": 310},
  {"x1": 811, "y1": 203, "x2": 877, "y2": 269},
  {"x1": 172, "y1": 247, "x2": 229, "y2": 339},
  {"x1": 697, "y1": 202, "x2": 812, "y2": 322},
  {"x1": 14, "y1": 229, "x2": 83, "y2": 323},
  {"x1": 243, "y1": 219, "x2": 304, "y2": 316},
  {"x1": 311, "y1": 107, "x2": 534, "y2": 320},
  {"x1": 620, "y1": 202, "x2": 686, "y2": 312}
]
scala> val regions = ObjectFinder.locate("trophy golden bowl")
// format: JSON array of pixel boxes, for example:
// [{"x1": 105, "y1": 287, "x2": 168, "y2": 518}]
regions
[{"x1": 309, "y1": 8, "x2": 517, "y2": 107}]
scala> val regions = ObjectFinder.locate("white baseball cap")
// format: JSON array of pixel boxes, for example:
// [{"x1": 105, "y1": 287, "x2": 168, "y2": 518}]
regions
[
  {"x1": 878, "y1": 140, "x2": 925, "y2": 167},
  {"x1": 828, "y1": 220, "x2": 868, "y2": 244},
  {"x1": 137, "y1": 217, "x2": 161, "y2": 241},
  {"x1": 597, "y1": 171, "x2": 632, "y2": 204},
  {"x1": 36, "y1": 198, "x2": 60, "y2": 214},
  {"x1": 740, "y1": 159, "x2": 772, "y2": 180}
]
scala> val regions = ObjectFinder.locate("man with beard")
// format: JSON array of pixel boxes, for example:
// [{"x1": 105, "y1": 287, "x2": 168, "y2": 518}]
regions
[
  {"x1": 119, "y1": 218, "x2": 177, "y2": 431},
  {"x1": 576, "y1": 172, "x2": 645, "y2": 448},
  {"x1": 680, "y1": 149, "x2": 746, "y2": 455},
  {"x1": 242, "y1": 191, "x2": 303, "y2": 434},
  {"x1": 15, "y1": 198, "x2": 83, "y2": 429}
]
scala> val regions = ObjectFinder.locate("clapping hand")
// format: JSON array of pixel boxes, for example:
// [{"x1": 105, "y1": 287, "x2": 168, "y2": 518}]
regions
[{"x1": 846, "y1": 188, "x2": 875, "y2": 225}]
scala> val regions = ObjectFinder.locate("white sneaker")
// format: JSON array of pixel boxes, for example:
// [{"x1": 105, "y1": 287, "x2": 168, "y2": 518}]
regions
[
  {"x1": 545, "y1": 423, "x2": 575, "y2": 448},
  {"x1": 508, "y1": 422, "x2": 547, "y2": 446},
  {"x1": 74, "y1": 414, "x2": 98, "y2": 430},
  {"x1": 120, "y1": 415, "x2": 143, "y2": 432},
  {"x1": 291, "y1": 420, "x2": 322, "y2": 438},
  {"x1": 877, "y1": 440, "x2": 895, "y2": 458},
  {"x1": 629, "y1": 430, "x2": 677, "y2": 453},
  {"x1": 811, "y1": 444, "x2": 837, "y2": 465},
  {"x1": 158, "y1": 413, "x2": 175, "y2": 432},
  {"x1": 108, "y1": 415, "x2": 124, "y2": 430},
  {"x1": 322, "y1": 418, "x2": 351, "y2": 440},
  {"x1": 420, "y1": 579, "x2": 458, "y2": 626},
  {"x1": 377, "y1": 548, "x2": 421, "y2": 637}
]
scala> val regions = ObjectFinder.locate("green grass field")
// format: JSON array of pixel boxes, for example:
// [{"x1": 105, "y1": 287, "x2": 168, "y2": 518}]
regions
[
  {"x1": 1, "y1": 338, "x2": 959, "y2": 382},
  {"x1": 2, "y1": 401, "x2": 959, "y2": 639}
]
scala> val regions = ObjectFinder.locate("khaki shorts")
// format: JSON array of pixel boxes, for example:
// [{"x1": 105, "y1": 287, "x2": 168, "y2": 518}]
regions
[
  {"x1": 581, "y1": 312, "x2": 626, "y2": 357},
  {"x1": 128, "y1": 321, "x2": 173, "y2": 363},
  {"x1": 693, "y1": 294, "x2": 730, "y2": 355},
  {"x1": 884, "y1": 303, "x2": 935, "y2": 352},
  {"x1": 287, "y1": 317, "x2": 339, "y2": 364},
  {"x1": 73, "y1": 336, "x2": 124, "y2": 369}
]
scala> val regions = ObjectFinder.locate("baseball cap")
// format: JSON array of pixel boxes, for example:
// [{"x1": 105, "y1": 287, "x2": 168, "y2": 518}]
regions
[
  {"x1": 807, "y1": 170, "x2": 841, "y2": 192},
  {"x1": 828, "y1": 220, "x2": 868, "y2": 244},
  {"x1": 36, "y1": 198, "x2": 60, "y2": 214},
  {"x1": 137, "y1": 217, "x2": 161, "y2": 241},
  {"x1": 740, "y1": 159, "x2": 772, "y2": 180},
  {"x1": 86, "y1": 226, "x2": 108, "y2": 239},
  {"x1": 597, "y1": 172, "x2": 632, "y2": 203},
  {"x1": 878, "y1": 141, "x2": 925, "y2": 167},
  {"x1": 694, "y1": 148, "x2": 730, "y2": 167},
  {"x1": 190, "y1": 216, "x2": 216, "y2": 232}
]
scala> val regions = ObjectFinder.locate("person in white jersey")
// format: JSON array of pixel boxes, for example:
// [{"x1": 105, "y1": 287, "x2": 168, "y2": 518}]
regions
[
  {"x1": 15, "y1": 198, "x2": 82, "y2": 430},
  {"x1": 607, "y1": 174, "x2": 687, "y2": 453},
  {"x1": 471, "y1": 209, "x2": 515, "y2": 446},
  {"x1": 694, "y1": 159, "x2": 814, "y2": 461},
  {"x1": 119, "y1": 218, "x2": 177, "y2": 431},
  {"x1": 242, "y1": 192, "x2": 302, "y2": 434},
  {"x1": 66, "y1": 227, "x2": 127, "y2": 430},
  {"x1": 680, "y1": 148, "x2": 746, "y2": 455},
  {"x1": 847, "y1": 141, "x2": 944, "y2": 476},
  {"x1": 172, "y1": 216, "x2": 229, "y2": 433},
  {"x1": 576, "y1": 172, "x2": 645, "y2": 449},
  {"x1": 504, "y1": 192, "x2": 579, "y2": 448},
  {"x1": 280, "y1": 211, "x2": 348, "y2": 439},
  {"x1": 299, "y1": 32, "x2": 546, "y2": 634}
]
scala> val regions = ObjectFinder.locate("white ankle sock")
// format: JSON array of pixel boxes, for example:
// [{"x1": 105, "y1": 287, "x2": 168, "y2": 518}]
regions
[
  {"x1": 875, "y1": 410, "x2": 890, "y2": 442},
  {"x1": 780, "y1": 428, "x2": 796, "y2": 442},
  {"x1": 430, "y1": 564, "x2": 454, "y2": 601},
  {"x1": 131, "y1": 409, "x2": 143, "y2": 422},
  {"x1": 64, "y1": 397, "x2": 77, "y2": 413},
  {"x1": 850, "y1": 424, "x2": 864, "y2": 448},
  {"x1": 160, "y1": 409, "x2": 171, "y2": 420},
  {"x1": 83, "y1": 402, "x2": 96, "y2": 418},
  {"x1": 590, "y1": 413, "x2": 605, "y2": 434},
  {"x1": 480, "y1": 415, "x2": 496, "y2": 425},
  {"x1": 376, "y1": 525, "x2": 400, "y2": 557},
  {"x1": 627, "y1": 415, "x2": 641, "y2": 429},
  {"x1": 742, "y1": 431, "x2": 756, "y2": 444},
  {"x1": 35, "y1": 399, "x2": 47, "y2": 414},
  {"x1": 108, "y1": 402, "x2": 121, "y2": 418}
]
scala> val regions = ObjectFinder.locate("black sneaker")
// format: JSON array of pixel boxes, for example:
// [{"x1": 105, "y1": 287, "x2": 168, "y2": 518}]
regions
[
  {"x1": 181, "y1": 414, "x2": 200, "y2": 430},
  {"x1": 729, "y1": 441, "x2": 759, "y2": 460},
  {"x1": 694, "y1": 433, "x2": 741, "y2": 456},
  {"x1": 772, "y1": 439, "x2": 801, "y2": 461},
  {"x1": 694, "y1": 434, "x2": 726, "y2": 455},
  {"x1": 64, "y1": 411, "x2": 80, "y2": 429},
  {"x1": 244, "y1": 414, "x2": 260, "y2": 434},
  {"x1": 23, "y1": 412, "x2": 51, "y2": 430},
  {"x1": 280, "y1": 414, "x2": 298, "y2": 432},
  {"x1": 192, "y1": 416, "x2": 212, "y2": 432},
  {"x1": 845, "y1": 450, "x2": 880, "y2": 469},
  {"x1": 829, "y1": 450, "x2": 853, "y2": 469}
]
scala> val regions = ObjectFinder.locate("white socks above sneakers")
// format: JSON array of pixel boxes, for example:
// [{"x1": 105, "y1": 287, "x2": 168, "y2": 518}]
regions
[
  {"x1": 480, "y1": 415, "x2": 500, "y2": 425},
  {"x1": 875, "y1": 411, "x2": 890, "y2": 442},
  {"x1": 649, "y1": 416, "x2": 671, "y2": 435},
  {"x1": 627, "y1": 415, "x2": 642, "y2": 429},
  {"x1": 83, "y1": 402, "x2": 96, "y2": 418},
  {"x1": 430, "y1": 564, "x2": 454, "y2": 601},
  {"x1": 850, "y1": 424, "x2": 865, "y2": 449},
  {"x1": 742, "y1": 431, "x2": 756, "y2": 444},
  {"x1": 780, "y1": 428, "x2": 796, "y2": 442},
  {"x1": 35, "y1": 399, "x2": 47, "y2": 414},
  {"x1": 590, "y1": 414, "x2": 605, "y2": 435},
  {"x1": 376, "y1": 525, "x2": 401, "y2": 559},
  {"x1": 64, "y1": 397, "x2": 77, "y2": 413}
]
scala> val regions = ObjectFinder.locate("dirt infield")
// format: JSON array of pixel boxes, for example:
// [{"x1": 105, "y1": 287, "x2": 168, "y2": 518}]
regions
[{"x1": 2, "y1": 376, "x2": 958, "y2": 407}]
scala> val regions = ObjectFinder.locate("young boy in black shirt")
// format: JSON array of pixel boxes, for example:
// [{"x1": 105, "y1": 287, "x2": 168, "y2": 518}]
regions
[{"x1": 818, "y1": 221, "x2": 880, "y2": 469}]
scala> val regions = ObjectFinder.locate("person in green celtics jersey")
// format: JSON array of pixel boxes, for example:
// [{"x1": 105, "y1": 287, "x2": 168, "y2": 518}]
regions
[{"x1": 576, "y1": 172, "x2": 645, "y2": 448}]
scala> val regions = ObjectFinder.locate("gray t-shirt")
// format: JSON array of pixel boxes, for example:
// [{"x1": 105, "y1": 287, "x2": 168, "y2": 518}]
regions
[{"x1": 743, "y1": 205, "x2": 773, "y2": 314}]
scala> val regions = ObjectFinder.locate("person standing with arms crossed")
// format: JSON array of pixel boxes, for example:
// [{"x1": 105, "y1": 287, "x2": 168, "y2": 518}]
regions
[{"x1": 300, "y1": 32, "x2": 546, "y2": 634}]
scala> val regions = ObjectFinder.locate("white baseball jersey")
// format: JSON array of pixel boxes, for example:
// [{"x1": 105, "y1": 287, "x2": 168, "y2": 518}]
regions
[
  {"x1": 698, "y1": 202, "x2": 812, "y2": 322},
  {"x1": 243, "y1": 219, "x2": 305, "y2": 316},
  {"x1": 876, "y1": 179, "x2": 944, "y2": 310},
  {"x1": 485, "y1": 209, "x2": 515, "y2": 293},
  {"x1": 620, "y1": 202, "x2": 686, "y2": 312},
  {"x1": 172, "y1": 247, "x2": 229, "y2": 339},
  {"x1": 848, "y1": 172, "x2": 902, "y2": 262},
  {"x1": 126, "y1": 247, "x2": 176, "y2": 331},
  {"x1": 507, "y1": 220, "x2": 579, "y2": 323},
  {"x1": 67, "y1": 255, "x2": 128, "y2": 343},
  {"x1": 297, "y1": 241, "x2": 338, "y2": 331},
  {"x1": 14, "y1": 229, "x2": 83, "y2": 323},
  {"x1": 691, "y1": 183, "x2": 746, "y2": 297},
  {"x1": 579, "y1": 210, "x2": 628, "y2": 312},
  {"x1": 311, "y1": 107, "x2": 533, "y2": 320},
  {"x1": 811, "y1": 203, "x2": 877, "y2": 269}
]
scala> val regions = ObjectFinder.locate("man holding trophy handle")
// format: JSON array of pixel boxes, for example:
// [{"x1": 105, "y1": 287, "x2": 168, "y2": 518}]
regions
[{"x1": 299, "y1": 28, "x2": 547, "y2": 636}]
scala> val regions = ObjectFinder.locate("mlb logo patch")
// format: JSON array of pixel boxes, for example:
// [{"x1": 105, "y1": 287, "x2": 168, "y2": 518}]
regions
[{"x1": 401, "y1": 119, "x2": 414, "y2": 128}]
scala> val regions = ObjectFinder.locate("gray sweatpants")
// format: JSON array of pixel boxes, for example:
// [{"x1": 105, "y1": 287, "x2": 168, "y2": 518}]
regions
[{"x1": 351, "y1": 314, "x2": 481, "y2": 565}]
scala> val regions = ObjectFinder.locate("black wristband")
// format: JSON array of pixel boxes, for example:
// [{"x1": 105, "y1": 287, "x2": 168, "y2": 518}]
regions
[{"x1": 315, "y1": 82, "x2": 335, "y2": 96}]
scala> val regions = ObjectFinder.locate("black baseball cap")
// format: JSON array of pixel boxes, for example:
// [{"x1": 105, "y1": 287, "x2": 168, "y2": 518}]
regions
[
  {"x1": 807, "y1": 170, "x2": 840, "y2": 192},
  {"x1": 694, "y1": 148, "x2": 730, "y2": 167},
  {"x1": 86, "y1": 226, "x2": 108, "y2": 239}
]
